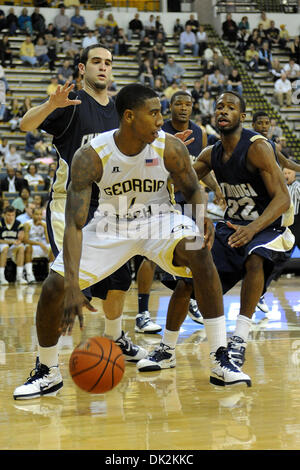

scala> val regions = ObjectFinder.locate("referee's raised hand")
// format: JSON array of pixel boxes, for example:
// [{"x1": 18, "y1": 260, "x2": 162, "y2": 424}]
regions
[{"x1": 49, "y1": 80, "x2": 82, "y2": 108}]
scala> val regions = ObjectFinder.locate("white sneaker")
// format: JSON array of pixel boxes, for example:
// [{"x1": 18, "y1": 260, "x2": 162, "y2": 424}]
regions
[
  {"x1": 16, "y1": 276, "x2": 28, "y2": 285},
  {"x1": 210, "y1": 347, "x2": 251, "y2": 387},
  {"x1": 257, "y1": 296, "x2": 269, "y2": 313},
  {"x1": 13, "y1": 362, "x2": 63, "y2": 400},
  {"x1": 115, "y1": 331, "x2": 148, "y2": 363},
  {"x1": 187, "y1": 299, "x2": 204, "y2": 324},
  {"x1": 0, "y1": 278, "x2": 9, "y2": 286},
  {"x1": 135, "y1": 311, "x2": 162, "y2": 333},
  {"x1": 137, "y1": 343, "x2": 176, "y2": 372},
  {"x1": 26, "y1": 273, "x2": 36, "y2": 284}
]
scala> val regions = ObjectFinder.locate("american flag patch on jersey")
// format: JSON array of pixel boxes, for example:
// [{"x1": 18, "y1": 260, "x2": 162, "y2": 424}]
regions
[{"x1": 145, "y1": 158, "x2": 159, "y2": 166}]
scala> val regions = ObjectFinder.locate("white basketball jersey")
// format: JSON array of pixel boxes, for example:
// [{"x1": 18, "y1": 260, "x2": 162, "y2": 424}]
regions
[
  {"x1": 27, "y1": 220, "x2": 46, "y2": 243},
  {"x1": 90, "y1": 129, "x2": 175, "y2": 219}
]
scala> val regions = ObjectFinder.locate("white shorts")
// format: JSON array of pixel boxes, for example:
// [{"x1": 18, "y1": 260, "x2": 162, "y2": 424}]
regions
[
  {"x1": 0, "y1": 243, "x2": 24, "y2": 263},
  {"x1": 30, "y1": 244, "x2": 51, "y2": 259},
  {"x1": 52, "y1": 212, "x2": 200, "y2": 290}
]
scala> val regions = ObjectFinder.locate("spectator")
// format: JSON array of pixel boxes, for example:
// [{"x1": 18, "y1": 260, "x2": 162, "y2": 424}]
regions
[
  {"x1": 57, "y1": 59, "x2": 74, "y2": 85},
  {"x1": 31, "y1": 7, "x2": 46, "y2": 35},
  {"x1": 257, "y1": 23, "x2": 267, "y2": 44},
  {"x1": 53, "y1": 4, "x2": 71, "y2": 37},
  {"x1": 244, "y1": 43, "x2": 259, "y2": 72},
  {"x1": 179, "y1": 25, "x2": 198, "y2": 56},
  {"x1": 279, "y1": 136, "x2": 292, "y2": 157},
  {"x1": 283, "y1": 168, "x2": 300, "y2": 249},
  {"x1": 236, "y1": 28, "x2": 250, "y2": 55},
  {"x1": 35, "y1": 36, "x2": 50, "y2": 68},
  {"x1": 19, "y1": 35, "x2": 38, "y2": 67},
  {"x1": 266, "y1": 20, "x2": 280, "y2": 47},
  {"x1": 43, "y1": 165, "x2": 55, "y2": 192},
  {"x1": 0, "y1": 167, "x2": 29, "y2": 196},
  {"x1": 173, "y1": 18, "x2": 183, "y2": 42},
  {"x1": 100, "y1": 27, "x2": 116, "y2": 53},
  {"x1": 82, "y1": 29, "x2": 98, "y2": 49},
  {"x1": 289, "y1": 36, "x2": 300, "y2": 65},
  {"x1": 94, "y1": 10, "x2": 107, "y2": 36},
  {"x1": 283, "y1": 58, "x2": 300, "y2": 82},
  {"x1": 199, "y1": 90, "x2": 215, "y2": 118},
  {"x1": 191, "y1": 80, "x2": 204, "y2": 114},
  {"x1": 114, "y1": 28, "x2": 129, "y2": 56},
  {"x1": 153, "y1": 77, "x2": 169, "y2": 115},
  {"x1": 44, "y1": 22, "x2": 59, "y2": 39},
  {"x1": 151, "y1": 58, "x2": 165, "y2": 82},
  {"x1": 61, "y1": 33, "x2": 79, "y2": 59},
  {"x1": 18, "y1": 8, "x2": 33, "y2": 35},
  {"x1": 227, "y1": 67, "x2": 243, "y2": 95},
  {"x1": 258, "y1": 11, "x2": 271, "y2": 33},
  {"x1": 144, "y1": 14, "x2": 156, "y2": 39},
  {"x1": 4, "y1": 144, "x2": 22, "y2": 170},
  {"x1": 274, "y1": 72, "x2": 292, "y2": 107},
  {"x1": 222, "y1": 13, "x2": 238, "y2": 43},
  {"x1": 0, "y1": 64, "x2": 9, "y2": 92},
  {"x1": 271, "y1": 58, "x2": 283, "y2": 82},
  {"x1": 279, "y1": 24, "x2": 289, "y2": 49},
  {"x1": 12, "y1": 187, "x2": 33, "y2": 213},
  {"x1": 0, "y1": 137, "x2": 9, "y2": 160},
  {"x1": 0, "y1": 79, "x2": 6, "y2": 121},
  {"x1": 207, "y1": 68, "x2": 225, "y2": 95},
  {"x1": 138, "y1": 57, "x2": 154, "y2": 88},
  {"x1": 106, "y1": 13, "x2": 118, "y2": 34},
  {"x1": 5, "y1": 8, "x2": 18, "y2": 36},
  {"x1": 238, "y1": 16, "x2": 250, "y2": 31},
  {"x1": 45, "y1": 30, "x2": 59, "y2": 71},
  {"x1": 154, "y1": 31, "x2": 166, "y2": 47},
  {"x1": 155, "y1": 16, "x2": 166, "y2": 39},
  {"x1": 47, "y1": 75, "x2": 59, "y2": 96},
  {"x1": 24, "y1": 163, "x2": 44, "y2": 188},
  {"x1": 152, "y1": 43, "x2": 168, "y2": 64},
  {"x1": 32, "y1": 193, "x2": 47, "y2": 219},
  {"x1": 20, "y1": 97, "x2": 32, "y2": 117},
  {"x1": 219, "y1": 56, "x2": 233, "y2": 80},
  {"x1": 0, "y1": 10, "x2": 6, "y2": 34},
  {"x1": 71, "y1": 6, "x2": 88, "y2": 37},
  {"x1": 196, "y1": 25, "x2": 208, "y2": 57},
  {"x1": 16, "y1": 201, "x2": 35, "y2": 224},
  {"x1": 0, "y1": 34, "x2": 13, "y2": 68},
  {"x1": 258, "y1": 41, "x2": 273, "y2": 70},
  {"x1": 8, "y1": 98, "x2": 23, "y2": 131},
  {"x1": 0, "y1": 205, "x2": 27, "y2": 285},
  {"x1": 247, "y1": 28, "x2": 262, "y2": 49},
  {"x1": 185, "y1": 14, "x2": 199, "y2": 34},
  {"x1": 163, "y1": 56, "x2": 185, "y2": 85},
  {"x1": 164, "y1": 80, "x2": 181, "y2": 101},
  {"x1": 25, "y1": 130, "x2": 48, "y2": 158},
  {"x1": 128, "y1": 13, "x2": 144, "y2": 41},
  {"x1": 203, "y1": 41, "x2": 222, "y2": 64},
  {"x1": 136, "y1": 36, "x2": 153, "y2": 64}
]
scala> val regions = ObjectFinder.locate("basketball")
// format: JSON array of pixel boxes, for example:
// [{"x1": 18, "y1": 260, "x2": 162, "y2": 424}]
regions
[{"x1": 69, "y1": 336, "x2": 125, "y2": 394}]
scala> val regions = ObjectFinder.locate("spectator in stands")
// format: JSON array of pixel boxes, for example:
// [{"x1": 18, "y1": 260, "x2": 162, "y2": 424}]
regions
[
  {"x1": 4, "y1": 144, "x2": 22, "y2": 170},
  {"x1": 219, "y1": 56, "x2": 233, "y2": 81},
  {"x1": 45, "y1": 22, "x2": 59, "y2": 39},
  {"x1": 283, "y1": 58, "x2": 300, "y2": 82},
  {"x1": 71, "y1": 6, "x2": 88, "y2": 38},
  {"x1": 0, "y1": 205, "x2": 27, "y2": 285},
  {"x1": 203, "y1": 41, "x2": 222, "y2": 64},
  {"x1": 35, "y1": 36, "x2": 51, "y2": 68},
  {"x1": 152, "y1": 42, "x2": 168, "y2": 65},
  {"x1": 100, "y1": 27, "x2": 116, "y2": 54},
  {"x1": 24, "y1": 163, "x2": 44, "y2": 188},
  {"x1": 222, "y1": 13, "x2": 238, "y2": 43},
  {"x1": 247, "y1": 28, "x2": 262, "y2": 49},
  {"x1": 185, "y1": 14, "x2": 199, "y2": 34},
  {"x1": 18, "y1": 8, "x2": 33, "y2": 35},
  {"x1": 53, "y1": 4, "x2": 71, "y2": 37},
  {"x1": 128, "y1": 13, "x2": 144, "y2": 41},
  {"x1": 238, "y1": 16, "x2": 250, "y2": 32},
  {"x1": 257, "y1": 23, "x2": 267, "y2": 45},
  {"x1": 25, "y1": 129, "x2": 48, "y2": 158},
  {"x1": 32, "y1": 193, "x2": 47, "y2": 219},
  {"x1": 57, "y1": 59, "x2": 74, "y2": 84},
  {"x1": 151, "y1": 58, "x2": 165, "y2": 82},
  {"x1": 196, "y1": 25, "x2": 208, "y2": 57},
  {"x1": 43, "y1": 165, "x2": 55, "y2": 192},
  {"x1": 94, "y1": 10, "x2": 107, "y2": 36},
  {"x1": 279, "y1": 136, "x2": 292, "y2": 157},
  {"x1": 23, "y1": 206, "x2": 54, "y2": 283},
  {"x1": 190, "y1": 80, "x2": 203, "y2": 114},
  {"x1": 258, "y1": 41, "x2": 273, "y2": 71},
  {"x1": 271, "y1": 58, "x2": 283, "y2": 81},
  {"x1": 153, "y1": 77, "x2": 169, "y2": 115},
  {"x1": 236, "y1": 27, "x2": 250, "y2": 55},
  {"x1": 6, "y1": 8, "x2": 18, "y2": 36},
  {"x1": 8, "y1": 98, "x2": 22, "y2": 131},
  {"x1": 114, "y1": 28, "x2": 129, "y2": 56},
  {"x1": 207, "y1": 68, "x2": 225, "y2": 95},
  {"x1": 138, "y1": 57, "x2": 154, "y2": 88},
  {"x1": 20, "y1": 97, "x2": 32, "y2": 117},
  {"x1": 45, "y1": 29, "x2": 59, "y2": 71},
  {"x1": 0, "y1": 166, "x2": 28, "y2": 196},
  {"x1": 31, "y1": 7, "x2": 46, "y2": 35},
  {"x1": 0, "y1": 9, "x2": 6, "y2": 34},
  {"x1": 47, "y1": 75, "x2": 59, "y2": 96},
  {"x1": 289, "y1": 35, "x2": 300, "y2": 65},
  {"x1": 61, "y1": 33, "x2": 79, "y2": 59},
  {"x1": 245, "y1": 42, "x2": 259, "y2": 72},
  {"x1": 82, "y1": 29, "x2": 98, "y2": 49},
  {"x1": 179, "y1": 25, "x2": 198, "y2": 57},
  {"x1": 0, "y1": 137, "x2": 9, "y2": 160},
  {"x1": 164, "y1": 80, "x2": 181, "y2": 101},
  {"x1": 163, "y1": 55, "x2": 185, "y2": 85},
  {"x1": 20, "y1": 35, "x2": 38, "y2": 67},
  {"x1": 283, "y1": 167, "x2": 300, "y2": 249},
  {"x1": 266, "y1": 20, "x2": 280, "y2": 48},
  {"x1": 154, "y1": 31, "x2": 166, "y2": 47},
  {"x1": 155, "y1": 16, "x2": 166, "y2": 40},
  {"x1": 227, "y1": 67, "x2": 243, "y2": 95},
  {"x1": 274, "y1": 72, "x2": 292, "y2": 107},
  {"x1": 12, "y1": 187, "x2": 33, "y2": 213},
  {"x1": 173, "y1": 18, "x2": 183, "y2": 42},
  {"x1": 16, "y1": 201, "x2": 35, "y2": 225},
  {"x1": 0, "y1": 79, "x2": 6, "y2": 122},
  {"x1": 144, "y1": 14, "x2": 156, "y2": 39},
  {"x1": 279, "y1": 24, "x2": 289, "y2": 50},
  {"x1": 136, "y1": 36, "x2": 153, "y2": 64},
  {"x1": 0, "y1": 64, "x2": 9, "y2": 93},
  {"x1": 0, "y1": 34, "x2": 13, "y2": 68},
  {"x1": 258, "y1": 11, "x2": 271, "y2": 33},
  {"x1": 198, "y1": 90, "x2": 215, "y2": 118}
]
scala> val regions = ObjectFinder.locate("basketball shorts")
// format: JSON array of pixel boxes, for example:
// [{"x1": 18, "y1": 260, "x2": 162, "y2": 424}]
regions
[
  {"x1": 161, "y1": 220, "x2": 295, "y2": 297},
  {"x1": 30, "y1": 243, "x2": 51, "y2": 259},
  {"x1": 51, "y1": 212, "x2": 199, "y2": 290},
  {"x1": 46, "y1": 196, "x2": 131, "y2": 299},
  {"x1": 0, "y1": 243, "x2": 24, "y2": 263}
]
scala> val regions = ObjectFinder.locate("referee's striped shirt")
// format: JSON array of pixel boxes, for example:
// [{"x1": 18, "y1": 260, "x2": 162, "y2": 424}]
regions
[{"x1": 288, "y1": 180, "x2": 300, "y2": 216}]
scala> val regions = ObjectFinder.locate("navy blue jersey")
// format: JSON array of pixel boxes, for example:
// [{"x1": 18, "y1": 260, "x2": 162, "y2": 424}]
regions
[
  {"x1": 162, "y1": 119, "x2": 203, "y2": 204},
  {"x1": 0, "y1": 218, "x2": 23, "y2": 240},
  {"x1": 40, "y1": 89, "x2": 119, "y2": 207},
  {"x1": 211, "y1": 128, "x2": 292, "y2": 228}
]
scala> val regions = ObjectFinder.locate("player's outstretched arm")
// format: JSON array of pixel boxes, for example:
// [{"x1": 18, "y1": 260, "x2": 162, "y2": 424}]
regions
[
  {"x1": 20, "y1": 81, "x2": 81, "y2": 132},
  {"x1": 60, "y1": 145, "x2": 102, "y2": 335},
  {"x1": 276, "y1": 144, "x2": 300, "y2": 172}
]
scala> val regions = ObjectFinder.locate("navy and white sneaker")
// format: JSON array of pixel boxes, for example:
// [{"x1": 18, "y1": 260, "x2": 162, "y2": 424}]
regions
[
  {"x1": 115, "y1": 331, "x2": 148, "y2": 362},
  {"x1": 227, "y1": 335, "x2": 247, "y2": 367},
  {"x1": 137, "y1": 343, "x2": 176, "y2": 372},
  {"x1": 257, "y1": 295, "x2": 269, "y2": 313},
  {"x1": 210, "y1": 347, "x2": 251, "y2": 387},
  {"x1": 135, "y1": 311, "x2": 162, "y2": 334},
  {"x1": 187, "y1": 299, "x2": 204, "y2": 324},
  {"x1": 13, "y1": 362, "x2": 63, "y2": 400}
]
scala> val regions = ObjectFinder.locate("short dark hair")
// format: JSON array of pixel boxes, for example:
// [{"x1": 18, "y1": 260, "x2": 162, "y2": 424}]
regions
[
  {"x1": 115, "y1": 84, "x2": 158, "y2": 119},
  {"x1": 217, "y1": 91, "x2": 246, "y2": 113},
  {"x1": 4, "y1": 205, "x2": 16, "y2": 214},
  {"x1": 170, "y1": 91, "x2": 192, "y2": 105},
  {"x1": 79, "y1": 43, "x2": 112, "y2": 66},
  {"x1": 252, "y1": 110, "x2": 269, "y2": 123}
]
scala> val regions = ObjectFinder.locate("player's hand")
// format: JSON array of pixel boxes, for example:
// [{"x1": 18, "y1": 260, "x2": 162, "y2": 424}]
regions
[
  {"x1": 204, "y1": 216, "x2": 215, "y2": 250},
  {"x1": 60, "y1": 286, "x2": 97, "y2": 336},
  {"x1": 227, "y1": 221, "x2": 256, "y2": 248},
  {"x1": 213, "y1": 187, "x2": 226, "y2": 210},
  {"x1": 48, "y1": 81, "x2": 82, "y2": 109},
  {"x1": 174, "y1": 129, "x2": 195, "y2": 147}
]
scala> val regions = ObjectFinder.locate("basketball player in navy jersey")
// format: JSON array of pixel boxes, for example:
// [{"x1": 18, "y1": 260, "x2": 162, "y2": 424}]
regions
[
  {"x1": 135, "y1": 91, "x2": 225, "y2": 333},
  {"x1": 137, "y1": 91, "x2": 294, "y2": 376},
  {"x1": 14, "y1": 84, "x2": 251, "y2": 399},
  {"x1": 19, "y1": 44, "x2": 147, "y2": 370}
]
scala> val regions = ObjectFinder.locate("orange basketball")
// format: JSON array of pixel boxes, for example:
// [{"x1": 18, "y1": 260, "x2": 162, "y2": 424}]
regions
[{"x1": 69, "y1": 336, "x2": 125, "y2": 393}]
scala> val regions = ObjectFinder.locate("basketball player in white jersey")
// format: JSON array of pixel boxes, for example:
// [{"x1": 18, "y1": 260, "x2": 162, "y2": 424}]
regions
[{"x1": 14, "y1": 84, "x2": 251, "y2": 400}]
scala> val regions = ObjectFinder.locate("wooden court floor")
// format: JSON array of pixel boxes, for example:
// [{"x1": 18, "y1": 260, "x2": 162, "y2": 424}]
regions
[{"x1": 0, "y1": 276, "x2": 300, "y2": 451}]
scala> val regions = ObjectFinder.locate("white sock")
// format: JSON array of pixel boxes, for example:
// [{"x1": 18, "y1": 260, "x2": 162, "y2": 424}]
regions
[
  {"x1": 203, "y1": 316, "x2": 227, "y2": 354},
  {"x1": 0, "y1": 267, "x2": 4, "y2": 279},
  {"x1": 163, "y1": 329, "x2": 179, "y2": 349},
  {"x1": 104, "y1": 316, "x2": 122, "y2": 341},
  {"x1": 38, "y1": 344, "x2": 59, "y2": 368},
  {"x1": 16, "y1": 266, "x2": 23, "y2": 279},
  {"x1": 25, "y1": 262, "x2": 33, "y2": 276},
  {"x1": 234, "y1": 315, "x2": 252, "y2": 342}
]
